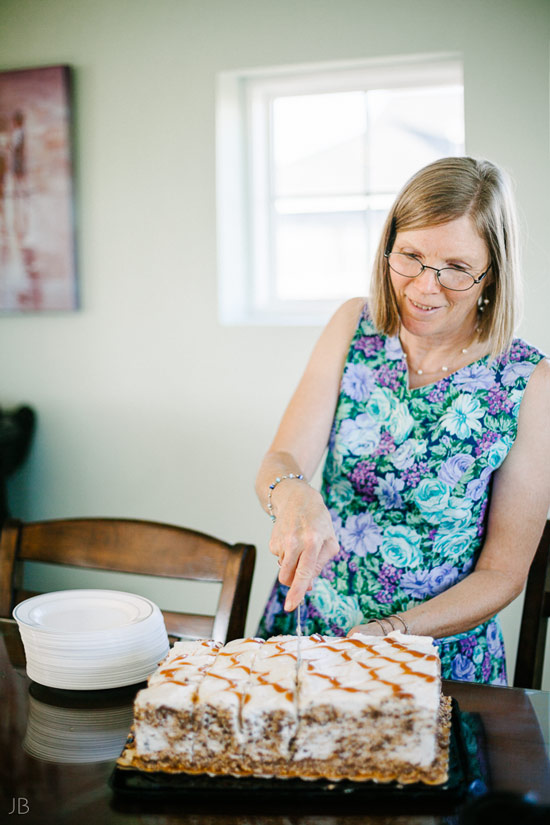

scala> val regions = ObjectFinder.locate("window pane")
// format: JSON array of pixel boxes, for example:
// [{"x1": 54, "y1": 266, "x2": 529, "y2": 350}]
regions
[
  {"x1": 274, "y1": 210, "x2": 368, "y2": 301},
  {"x1": 273, "y1": 92, "x2": 367, "y2": 197},
  {"x1": 367, "y1": 86, "x2": 464, "y2": 192}
]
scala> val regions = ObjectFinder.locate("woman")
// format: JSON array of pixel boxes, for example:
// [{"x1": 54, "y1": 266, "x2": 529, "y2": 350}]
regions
[{"x1": 255, "y1": 156, "x2": 550, "y2": 684}]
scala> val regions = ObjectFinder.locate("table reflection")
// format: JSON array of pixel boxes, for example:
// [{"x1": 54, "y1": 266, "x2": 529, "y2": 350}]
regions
[{"x1": 24, "y1": 682, "x2": 135, "y2": 764}]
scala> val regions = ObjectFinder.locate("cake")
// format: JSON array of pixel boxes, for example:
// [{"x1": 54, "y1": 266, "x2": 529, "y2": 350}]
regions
[{"x1": 118, "y1": 631, "x2": 451, "y2": 785}]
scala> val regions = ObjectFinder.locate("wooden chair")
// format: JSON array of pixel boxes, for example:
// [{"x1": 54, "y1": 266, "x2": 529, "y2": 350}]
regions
[
  {"x1": 0, "y1": 517, "x2": 256, "y2": 643},
  {"x1": 513, "y1": 520, "x2": 550, "y2": 689}
]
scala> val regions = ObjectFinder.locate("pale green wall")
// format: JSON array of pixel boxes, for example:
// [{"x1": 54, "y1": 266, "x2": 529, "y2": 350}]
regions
[{"x1": 1, "y1": 0, "x2": 549, "y2": 689}]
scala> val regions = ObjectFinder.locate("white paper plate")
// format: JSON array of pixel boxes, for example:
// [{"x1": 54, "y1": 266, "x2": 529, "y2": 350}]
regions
[{"x1": 13, "y1": 590, "x2": 154, "y2": 633}]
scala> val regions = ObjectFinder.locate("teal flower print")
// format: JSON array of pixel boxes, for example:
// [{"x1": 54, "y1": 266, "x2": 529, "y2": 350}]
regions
[
  {"x1": 330, "y1": 478, "x2": 355, "y2": 508},
  {"x1": 486, "y1": 437, "x2": 511, "y2": 469},
  {"x1": 366, "y1": 388, "x2": 414, "y2": 444},
  {"x1": 414, "y1": 478, "x2": 452, "y2": 524},
  {"x1": 432, "y1": 527, "x2": 477, "y2": 563},
  {"x1": 438, "y1": 496, "x2": 474, "y2": 531},
  {"x1": 440, "y1": 394, "x2": 484, "y2": 439},
  {"x1": 309, "y1": 578, "x2": 363, "y2": 631},
  {"x1": 366, "y1": 386, "x2": 395, "y2": 423},
  {"x1": 380, "y1": 525, "x2": 423, "y2": 568},
  {"x1": 386, "y1": 401, "x2": 415, "y2": 445}
]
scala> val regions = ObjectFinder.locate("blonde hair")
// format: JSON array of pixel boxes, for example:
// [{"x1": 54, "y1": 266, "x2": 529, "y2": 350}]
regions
[{"x1": 369, "y1": 157, "x2": 522, "y2": 358}]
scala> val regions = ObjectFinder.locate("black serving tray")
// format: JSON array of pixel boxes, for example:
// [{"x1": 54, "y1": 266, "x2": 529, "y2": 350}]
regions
[{"x1": 109, "y1": 700, "x2": 488, "y2": 810}]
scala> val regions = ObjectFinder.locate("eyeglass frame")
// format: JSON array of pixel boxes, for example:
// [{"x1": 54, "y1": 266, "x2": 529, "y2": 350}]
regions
[{"x1": 384, "y1": 251, "x2": 491, "y2": 292}]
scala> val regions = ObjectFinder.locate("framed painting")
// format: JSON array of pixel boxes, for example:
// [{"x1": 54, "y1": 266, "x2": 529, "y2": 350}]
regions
[{"x1": 0, "y1": 64, "x2": 77, "y2": 311}]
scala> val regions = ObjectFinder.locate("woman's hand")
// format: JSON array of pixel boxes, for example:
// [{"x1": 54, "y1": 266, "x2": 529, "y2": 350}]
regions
[{"x1": 269, "y1": 479, "x2": 339, "y2": 612}]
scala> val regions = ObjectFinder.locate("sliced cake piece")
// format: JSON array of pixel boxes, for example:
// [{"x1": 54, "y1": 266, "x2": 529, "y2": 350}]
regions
[
  {"x1": 192, "y1": 638, "x2": 264, "y2": 773},
  {"x1": 132, "y1": 639, "x2": 222, "y2": 770},
  {"x1": 240, "y1": 635, "x2": 302, "y2": 775}
]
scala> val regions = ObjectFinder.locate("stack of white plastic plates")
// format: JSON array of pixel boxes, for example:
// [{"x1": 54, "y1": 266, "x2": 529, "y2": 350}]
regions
[{"x1": 13, "y1": 589, "x2": 170, "y2": 690}]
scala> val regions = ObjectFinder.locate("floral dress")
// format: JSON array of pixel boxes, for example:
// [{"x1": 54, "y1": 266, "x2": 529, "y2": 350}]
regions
[{"x1": 258, "y1": 304, "x2": 545, "y2": 684}]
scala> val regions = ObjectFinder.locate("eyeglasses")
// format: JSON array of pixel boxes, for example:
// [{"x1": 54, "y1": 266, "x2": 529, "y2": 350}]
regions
[{"x1": 384, "y1": 252, "x2": 491, "y2": 292}]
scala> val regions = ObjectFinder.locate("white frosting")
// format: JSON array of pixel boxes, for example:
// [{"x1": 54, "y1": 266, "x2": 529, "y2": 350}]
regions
[{"x1": 148, "y1": 638, "x2": 221, "y2": 687}]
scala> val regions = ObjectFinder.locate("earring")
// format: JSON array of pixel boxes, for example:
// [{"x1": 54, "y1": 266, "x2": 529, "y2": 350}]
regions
[{"x1": 477, "y1": 295, "x2": 490, "y2": 312}]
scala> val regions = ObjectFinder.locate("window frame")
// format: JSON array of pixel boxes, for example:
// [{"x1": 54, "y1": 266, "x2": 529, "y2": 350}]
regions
[{"x1": 216, "y1": 53, "x2": 464, "y2": 326}]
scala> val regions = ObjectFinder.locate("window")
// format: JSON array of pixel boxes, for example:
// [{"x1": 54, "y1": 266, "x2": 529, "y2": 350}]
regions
[{"x1": 217, "y1": 55, "x2": 464, "y2": 325}]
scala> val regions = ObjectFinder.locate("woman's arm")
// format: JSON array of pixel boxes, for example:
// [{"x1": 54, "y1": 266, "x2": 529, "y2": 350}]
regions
[
  {"x1": 256, "y1": 297, "x2": 366, "y2": 612},
  {"x1": 349, "y1": 357, "x2": 550, "y2": 638}
]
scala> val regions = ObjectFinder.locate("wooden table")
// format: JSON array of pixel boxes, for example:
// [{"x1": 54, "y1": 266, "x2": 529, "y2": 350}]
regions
[{"x1": 2, "y1": 617, "x2": 549, "y2": 824}]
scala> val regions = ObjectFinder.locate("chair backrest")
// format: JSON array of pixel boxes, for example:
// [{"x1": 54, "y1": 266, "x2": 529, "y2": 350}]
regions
[
  {"x1": 0, "y1": 517, "x2": 256, "y2": 644},
  {"x1": 513, "y1": 519, "x2": 550, "y2": 690}
]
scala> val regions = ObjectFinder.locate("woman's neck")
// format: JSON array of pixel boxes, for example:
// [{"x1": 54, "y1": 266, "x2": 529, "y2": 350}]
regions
[{"x1": 400, "y1": 322, "x2": 485, "y2": 385}]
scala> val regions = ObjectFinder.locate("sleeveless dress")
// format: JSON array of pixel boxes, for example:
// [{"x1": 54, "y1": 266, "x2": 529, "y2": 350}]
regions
[{"x1": 258, "y1": 304, "x2": 546, "y2": 685}]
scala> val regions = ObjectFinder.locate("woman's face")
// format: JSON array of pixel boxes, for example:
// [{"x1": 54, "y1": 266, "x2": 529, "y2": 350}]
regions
[{"x1": 389, "y1": 215, "x2": 490, "y2": 341}]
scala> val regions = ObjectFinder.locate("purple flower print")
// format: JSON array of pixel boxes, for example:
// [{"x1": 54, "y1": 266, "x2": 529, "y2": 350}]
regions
[
  {"x1": 459, "y1": 635, "x2": 477, "y2": 656},
  {"x1": 375, "y1": 363, "x2": 402, "y2": 392},
  {"x1": 453, "y1": 363, "x2": 495, "y2": 392},
  {"x1": 340, "y1": 512, "x2": 383, "y2": 557},
  {"x1": 451, "y1": 653, "x2": 476, "y2": 682},
  {"x1": 427, "y1": 385, "x2": 447, "y2": 403},
  {"x1": 481, "y1": 651, "x2": 492, "y2": 681},
  {"x1": 375, "y1": 587, "x2": 396, "y2": 604},
  {"x1": 466, "y1": 466, "x2": 492, "y2": 501},
  {"x1": 475, "y1": 430, "x2": 499, "y2": 458},
  {"x1": 427, "y1": 563, "x2": 459, "y2": 596},
  {"x1": 385, "y1": 336, "x2": 403, "y2": 362},
  {"x1": 402, "y1": 461, "x2": 430, "y2": 487},
  {"x1": 486, "y1": 622, "x2": 504, "y2": 658},
  {"x1": 475, "y1": 497, "x2": 489, "y2": 538},
  {"x1": 379, "y1": 563, "x2": 401, "y2": 586},
  {"x1": 487, "y1": 387, "x2": 514, "y2": 415},
  {"x1": 400, "y1": 568, "x2": 431, "y2": 598},
  {"x1": 508, "y1": 340, "x2": 530, "y2": 361},
  {"x1": 353, "y1": 336, "x2": 384, "y2": 357},
  {"x1": 373, "y1": 430, "x2": 396, "y2": 457},
  {"x1": 426, "y1": 378, "x2": 451, "y2": 404},
  {"x1": 342, "y1": 363, "x2": 376, "y2": 402},
  {"x1": 502, "y1": 360, "x2": 536, "y2": 387},
  {"x1": 350, "y1": 460, "x2": 377, "y2": 501},
  {"x1": 375, "y1": 472, "x2": 404, "y2": 509},
  {"x1": 438, "y1": 453, "x2": 475, "y2": 487},
  {"x1": 328, "y1": 508, "x2": 343, "y2": 536}
]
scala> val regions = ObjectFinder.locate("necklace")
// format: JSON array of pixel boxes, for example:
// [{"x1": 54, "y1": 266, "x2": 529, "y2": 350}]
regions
[{"x1": 402, "y1": 329, "x2": 479, "y2": 376}]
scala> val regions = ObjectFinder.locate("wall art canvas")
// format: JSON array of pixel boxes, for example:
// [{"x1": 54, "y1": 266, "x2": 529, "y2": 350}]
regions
[{"x1": 0, "y1": 65, "x2": 77, "y2": 311}]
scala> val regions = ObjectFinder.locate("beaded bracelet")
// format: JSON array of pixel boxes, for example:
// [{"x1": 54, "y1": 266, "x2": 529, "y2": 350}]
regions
[{"x1": 267, "y1": 473, "x2": 304, "y2": 523}]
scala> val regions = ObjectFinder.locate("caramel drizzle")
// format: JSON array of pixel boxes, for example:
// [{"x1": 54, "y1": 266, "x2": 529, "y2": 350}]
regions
[
  {"x1": 301, "y1": 637, "x2": 437, "y2": 693},
  {"x1": 154, "y1": 635, "x2": 436, "y2": 708},
  {"x1": 244, "y1": 673, "x2": 294, "y2": 704}
]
